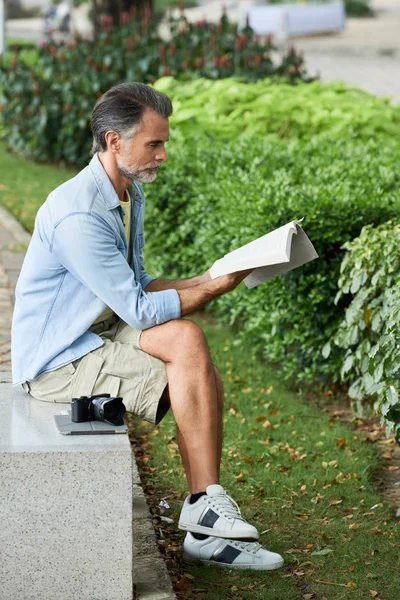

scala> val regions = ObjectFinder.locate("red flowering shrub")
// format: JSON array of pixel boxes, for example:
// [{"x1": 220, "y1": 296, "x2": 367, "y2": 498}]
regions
[{"x1": 0, "y1": 12, "x2": 309, "y2": 165}]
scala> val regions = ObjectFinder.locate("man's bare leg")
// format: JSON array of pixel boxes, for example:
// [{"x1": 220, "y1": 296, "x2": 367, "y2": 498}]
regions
[
  {"x1": 140, "y1": 319, "x2": 223, "y2": 493},
  {"x1": 162, "y1": 365, "x2": 224, "y2": 492}
]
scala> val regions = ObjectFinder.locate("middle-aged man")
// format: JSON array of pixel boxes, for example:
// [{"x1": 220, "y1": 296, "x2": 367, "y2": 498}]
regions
[{"x1": 12, "y1": 83, "x2": 284, "y2": 570}]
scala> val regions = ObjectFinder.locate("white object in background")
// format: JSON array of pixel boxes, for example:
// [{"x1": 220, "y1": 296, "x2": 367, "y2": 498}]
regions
[
  {"x1": 241, "y1": 2, "x2": 346, "y2": 36},
  {"x1": 209, "y1": 219, "x2": 319, "y2": 289},
  {"x1": 0, "y1": 0, "x2": 5, "y2": 56},
  {"x1": 287, "y1": 2, "x2": 346, "y2": 35},
  {"x1": 275, "y1": 7, "x2": 289, "y2": 48}
]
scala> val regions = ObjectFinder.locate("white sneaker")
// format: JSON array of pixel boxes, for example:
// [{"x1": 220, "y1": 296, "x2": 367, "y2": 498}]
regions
[
  {"x1": 178, "y1": 484, "x2": 259, "y2": 540},
  {"x1": 183, "y1": 533, "x2": 284, "y2": 570}
]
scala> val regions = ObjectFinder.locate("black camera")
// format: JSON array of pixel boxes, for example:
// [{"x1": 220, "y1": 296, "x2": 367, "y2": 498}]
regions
[{"x1": 71, "y1": 394, "x2": 126, "y2": 426}]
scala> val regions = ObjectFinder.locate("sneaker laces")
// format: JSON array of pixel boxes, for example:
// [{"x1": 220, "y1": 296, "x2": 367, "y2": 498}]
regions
[
  {"x1": 231, "y1": 540, "x2": 262, "y2": 555},
  {"x1": 207, "y1": 491, "x2": 245, "y2": 522}
]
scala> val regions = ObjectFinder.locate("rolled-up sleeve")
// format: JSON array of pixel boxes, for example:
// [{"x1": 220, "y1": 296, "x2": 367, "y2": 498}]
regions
[{"x1": 52, "y1": 213, "x2": 181, "y2": 329}]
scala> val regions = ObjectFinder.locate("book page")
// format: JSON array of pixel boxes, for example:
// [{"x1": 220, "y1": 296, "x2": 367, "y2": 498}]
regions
[
  {"x1": 209, "y1": 219, "x2": 318, "y2": 288},
  {"x1": 244, "y1": 226, "x2": 318, "y2": 288}
]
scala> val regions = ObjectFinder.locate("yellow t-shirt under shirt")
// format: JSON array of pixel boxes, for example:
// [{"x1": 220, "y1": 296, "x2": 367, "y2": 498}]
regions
[{"x1": 92, "y1": 189, "x2": 131, "y2": 326}]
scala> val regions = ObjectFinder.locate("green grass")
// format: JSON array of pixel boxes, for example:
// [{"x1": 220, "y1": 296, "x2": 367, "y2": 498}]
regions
[
  {"x1": 0, "y1": 143, "x2": 77, "y2": 232},
  {"x1": 132, "y1": 314, "x2": 400, "y2": 600}
]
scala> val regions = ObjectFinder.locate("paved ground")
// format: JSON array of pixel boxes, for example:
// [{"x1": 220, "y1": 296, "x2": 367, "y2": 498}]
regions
[{"x1": 0, "y1": 207, "x2": 29, "y2": 372}]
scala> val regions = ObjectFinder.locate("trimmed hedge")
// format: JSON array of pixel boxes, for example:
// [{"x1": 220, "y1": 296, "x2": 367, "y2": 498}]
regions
[{"x1": 143, "y1": 131, "x2": 400, "y2": 382}]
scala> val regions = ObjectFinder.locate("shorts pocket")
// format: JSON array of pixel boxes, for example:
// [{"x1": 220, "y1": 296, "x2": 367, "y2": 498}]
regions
[
  {"x1": 92, "y1": 373, "x2": 121, "y2": 400},
  {"x1": 70, "y1": 353, "x2": 105, "y2": 399},
  {"x1": 64, "y1": 362, "x2": 76, "y2": 375}
]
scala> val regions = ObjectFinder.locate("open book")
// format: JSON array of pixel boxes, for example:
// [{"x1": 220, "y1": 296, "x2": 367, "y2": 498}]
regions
[{"x1": 209, "y1": 219, "x2": 318, "y2": 289}]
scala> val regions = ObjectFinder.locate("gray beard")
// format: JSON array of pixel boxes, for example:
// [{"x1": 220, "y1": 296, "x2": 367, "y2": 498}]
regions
[{"x1": 118, "y1": 163, "x2": 158, "y2": 183}]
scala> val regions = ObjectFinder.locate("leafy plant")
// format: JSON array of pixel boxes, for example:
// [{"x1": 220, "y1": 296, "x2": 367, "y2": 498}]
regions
[
  {"x1": 0, "y1": 13, "x2": 307, "y2": 165},
  {"x1": 332, "y1": 222, "x2": 400, "y2": 435},
  {"x1": 154, "y1": 76, "x2": 400, "y2": 141}
]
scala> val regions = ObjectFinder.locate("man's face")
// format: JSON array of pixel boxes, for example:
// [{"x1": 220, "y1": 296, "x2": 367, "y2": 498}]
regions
[{"x1": 117, "y1": 109, "x2": 169, "y2": 183}]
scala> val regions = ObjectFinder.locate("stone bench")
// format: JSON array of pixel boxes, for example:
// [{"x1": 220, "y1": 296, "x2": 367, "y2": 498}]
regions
[{"x1": 0, "y1": 373, "x2": 133, "y2": 600}]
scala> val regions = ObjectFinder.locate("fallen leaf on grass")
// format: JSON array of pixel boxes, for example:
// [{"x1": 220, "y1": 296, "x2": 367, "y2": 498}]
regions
[
  {"x1": 328, "y1": 498, "x2": 343, "y2": 505},
  {"x1": 258, "y1": 438, "x2": 270, "y2": 445},
  {"x1": 348, "y1": 523, "x2": 361, "y2": 529},
  {"x1": 311, "y1": 548, "x2": 334, "y2": 556},
  {"x1": 336, "y1": 437, "x2": 348, "y2": 448},
  {"x1": 370, "y1": 591, "x2": 378, "y2": 598}
]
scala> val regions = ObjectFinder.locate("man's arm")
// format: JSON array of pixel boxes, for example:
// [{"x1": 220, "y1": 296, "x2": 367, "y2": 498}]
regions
[
  {"x1": 171, "y1": 271, "x2": 253, "y2": 317},
  {"x1": 52, "y1": 213, "x2": 181, "y2": 330},
  {"x1": 144, "y1": 272, "x2": 209, "y2": 292}
]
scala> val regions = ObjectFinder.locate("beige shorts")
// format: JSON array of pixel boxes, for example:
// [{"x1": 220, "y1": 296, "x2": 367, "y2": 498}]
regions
[{"x1": 22, "y1": 315, "x2": 170, "y2": 425}]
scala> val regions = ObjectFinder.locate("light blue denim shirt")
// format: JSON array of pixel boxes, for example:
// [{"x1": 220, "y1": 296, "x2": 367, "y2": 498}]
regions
[{"x1": 11, "y1": 153, "x2": 181, "y2": 385}]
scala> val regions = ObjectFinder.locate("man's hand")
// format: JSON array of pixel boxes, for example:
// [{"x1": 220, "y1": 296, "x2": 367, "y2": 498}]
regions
[
  {"x1": 212, "y1": 269, "x2": 253, "y2": 294},
  {"x1": 177, "y1": 268, "x2": 253, "y2": 317}
]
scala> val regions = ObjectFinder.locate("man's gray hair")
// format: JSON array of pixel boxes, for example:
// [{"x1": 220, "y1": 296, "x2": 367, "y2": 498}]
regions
[{"x1": 90, "y1": 82, "x2": 173, "y2": 154}]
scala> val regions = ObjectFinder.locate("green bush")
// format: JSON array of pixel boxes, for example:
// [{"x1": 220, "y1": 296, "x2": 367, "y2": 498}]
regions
[
  {"x1": 143, "y1": 131, "x2": 400, "y2": 383},
  {"x1": 0, "y1": 14, "x2": 306, "y2": 165},
  {"x1": 155, "y1": 76, "x2": 400, "y2": 140},
  {"x1": 333, "y1": 222, "x2": 400, "y2": 437}
]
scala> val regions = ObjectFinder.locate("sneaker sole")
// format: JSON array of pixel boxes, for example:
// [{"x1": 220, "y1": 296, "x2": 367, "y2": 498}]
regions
[
  {"x1": 183, "y1": 555, "x2": 284, "y2": 571},
  {"x1": 178, "y1": 521, "x2": 259, "y2": 540}
]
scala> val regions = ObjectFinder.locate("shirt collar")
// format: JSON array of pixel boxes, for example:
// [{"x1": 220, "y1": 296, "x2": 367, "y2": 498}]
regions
[{"x1": 89, "y1": 153, "x2": 143, "y2": 209}]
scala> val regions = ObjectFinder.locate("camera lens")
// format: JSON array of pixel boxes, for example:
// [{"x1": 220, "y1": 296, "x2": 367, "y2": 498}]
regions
[{"x1": 91, "y1": 396, "x2": 126, "y2": 426}]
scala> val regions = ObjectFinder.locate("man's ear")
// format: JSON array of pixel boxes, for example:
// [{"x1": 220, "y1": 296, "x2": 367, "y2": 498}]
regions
[{"x1": 104, "y1": 130, "x2": 121, "y2": 154}]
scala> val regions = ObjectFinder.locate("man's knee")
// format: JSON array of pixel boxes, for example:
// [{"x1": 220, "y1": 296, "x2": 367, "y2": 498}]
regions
[
  {"x1": 166, "y1": 319, "x2": 209, "y2": 361},
  {"x1": 140, "y1": 318, "x2": 209, "y2": 364}
]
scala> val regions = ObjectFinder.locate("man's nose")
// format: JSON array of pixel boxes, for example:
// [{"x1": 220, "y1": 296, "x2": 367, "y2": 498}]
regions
[{"x1": 155, "y1": 147, "x2": 168, "y2": 162}]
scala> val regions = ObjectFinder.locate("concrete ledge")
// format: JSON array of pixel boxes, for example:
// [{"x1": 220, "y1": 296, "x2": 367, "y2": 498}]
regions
[
  {"x1": 132, "y1": 463, "x2": 176, "y2": 600},
  {"x1": 0, "y1": 380, "x2": 133, "y2": 600}
]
